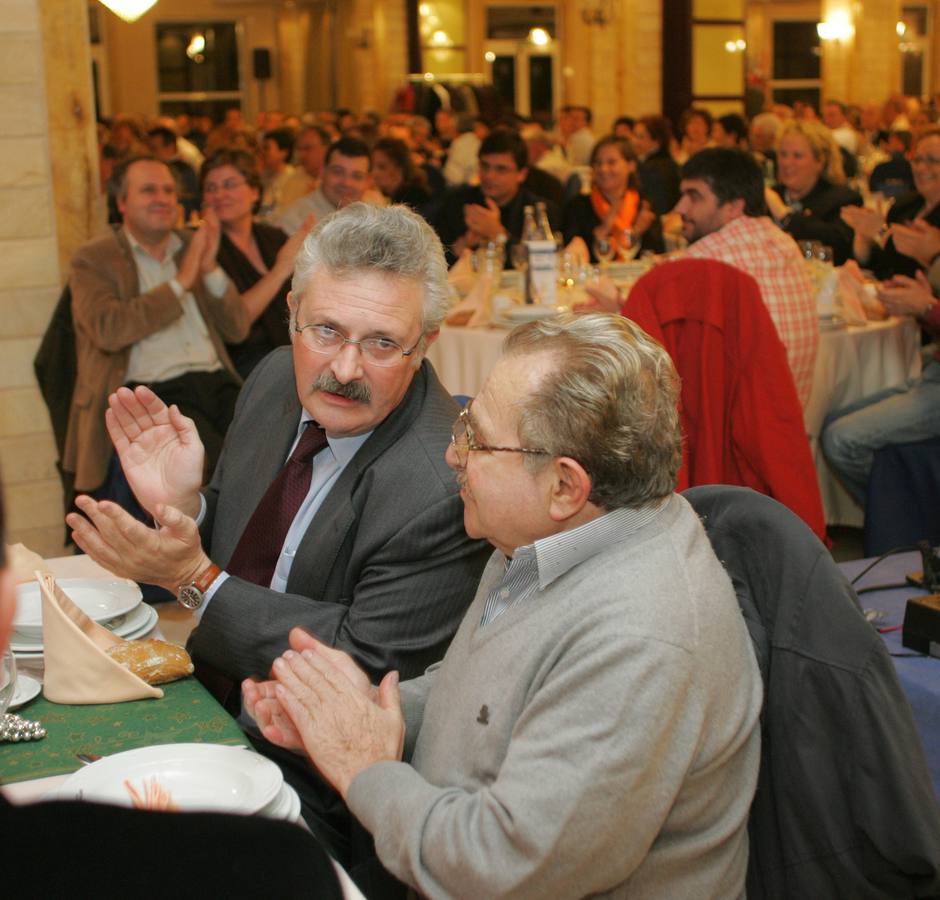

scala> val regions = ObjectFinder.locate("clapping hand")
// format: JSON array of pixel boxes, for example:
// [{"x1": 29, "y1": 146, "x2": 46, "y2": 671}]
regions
[
  {"x1": 66, "y1": 498, "x2": 210, "y2": 592},
  {"x1": 840, "y1": 204, "x2": 886, "y2": 241},
  {"x1": 105, "y1": 385, "x2": 204, "y2": 518},
  {"x1": 249, "y1": 631, "x2": 404, "y2": 799},
  {"x1": 890, "y1": 220, "x2": 940, "y2": 267},
  {"x1": 878, "y1": 270, "x2": 938, "y2": 318},
  {"x1": 463, "y1": 198, "x2": 504, "y2": 243}
]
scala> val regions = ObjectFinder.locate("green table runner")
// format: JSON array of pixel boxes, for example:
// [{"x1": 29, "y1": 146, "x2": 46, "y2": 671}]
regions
[{"x1": 0, "y1": 677, "x2": 247, "y2": 785}]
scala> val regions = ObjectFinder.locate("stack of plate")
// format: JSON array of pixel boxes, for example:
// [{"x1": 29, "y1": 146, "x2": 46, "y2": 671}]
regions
[
  {"x1": 52, "y1": 744, "x2": 301, "y2": 823},
  {"x1": 12, "y1": 577, "x2": 156, "y2": 658}
]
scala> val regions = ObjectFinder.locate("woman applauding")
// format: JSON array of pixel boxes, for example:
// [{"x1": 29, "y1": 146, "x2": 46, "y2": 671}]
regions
[
  {"x1": 843, "y1": 128, "x2": 940, "y2": 280},
  {"x1": 200, "y1": 148, "x2": 313, "y2": 378},
  {"x1": 562, "y1": 136, "x2": 664, "y2": 263},
  {"x1": 764, "y1": 120, "x2": 861, "y2": 265}
]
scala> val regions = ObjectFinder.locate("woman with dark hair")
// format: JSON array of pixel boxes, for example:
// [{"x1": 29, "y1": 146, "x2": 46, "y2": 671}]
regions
[
  {"x1": 844, "y1": 127, "x2": 940, "y2": 279},
  {"x1": 562, "y1": 135, "x2": 664, "y2": 261},
  {"x1": 371, "y1": 136, "x2": 433, "y2": 214},
  {"x1": 632, "y1": 115, "x2": 681, "y2": 215},
  {"x1": 200, "y1": 148, "x2": 312, "y2": 378}
]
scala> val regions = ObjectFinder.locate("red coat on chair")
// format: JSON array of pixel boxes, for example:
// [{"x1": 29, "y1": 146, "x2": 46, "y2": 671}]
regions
[{"x1": 623, "y1": 258, "x2": 826, "y2": 541}]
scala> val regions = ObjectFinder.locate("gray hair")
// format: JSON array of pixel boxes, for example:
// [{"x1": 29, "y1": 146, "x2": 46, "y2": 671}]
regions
[
  {"x1": 503, "y1": 313, "x2": 682, "y2": 510},
  {"x1": 291, "y1": 202, "x2": 452, "y2": 333}
]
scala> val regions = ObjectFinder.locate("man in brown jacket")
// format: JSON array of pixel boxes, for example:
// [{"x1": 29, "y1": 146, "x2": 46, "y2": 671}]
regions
[{"x1": 65, "y1": 156, "x2": 248, "y2": 497}]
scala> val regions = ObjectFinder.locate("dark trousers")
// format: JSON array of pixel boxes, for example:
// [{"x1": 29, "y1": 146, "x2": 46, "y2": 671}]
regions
[
  {"x1": 249, "y1": 735, "x2": 408, "y2": 900},
  {"x1": 126, "y1": 368, "x2": 241, "y2": 482}
]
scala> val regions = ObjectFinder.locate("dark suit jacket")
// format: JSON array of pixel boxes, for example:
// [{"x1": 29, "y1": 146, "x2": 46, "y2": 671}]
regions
[
  {"x1": 869, "y1": 190, "x2": 940, "y2": 280},
  {"x1": 66, "y1": 226, "x2": 248, "y2": 491},
  {"x1": 433, "y1": 184, "x2": 561, "y2": 267},
  {"x1": 773, "y1": 177, "x2": 862, "y2": 265},
  {"x1": 216, "y1": 221, "x2": 291, "y2": 379},
  {"x1": 1, "y1": 794, "x2": 343, "y2": 898},
  {"x1": 190, "y1": 349, "x2": 491, "y2": 683}
]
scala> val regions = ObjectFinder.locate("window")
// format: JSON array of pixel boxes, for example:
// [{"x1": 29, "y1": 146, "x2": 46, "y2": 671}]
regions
[
  {"x1": 899, "y1": 6, "x2": 930, "y2": 99},
  {"x1": 770, "y1": 21, "x2": 820, "y2": 111},
  {"x1": 155, "y1": 22, "x2": 242, "y2": 118}
]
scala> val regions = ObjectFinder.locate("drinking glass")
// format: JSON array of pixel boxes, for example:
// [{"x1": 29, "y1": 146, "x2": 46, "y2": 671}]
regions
[
  {"x1": 593, "y1": 236, "x2": 616, "y2": 268},
  {"x1": 0, "y1": 647, "x2": 16, "y2": 717},
  {"x1": 617, "y1": 229, "x2": 639, "y2": 261}
]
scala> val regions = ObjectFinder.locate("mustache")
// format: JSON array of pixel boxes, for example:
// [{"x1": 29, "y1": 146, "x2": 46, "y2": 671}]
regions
[{"x1": 312, "y1": 371, "x2": 372, "y2": 403}]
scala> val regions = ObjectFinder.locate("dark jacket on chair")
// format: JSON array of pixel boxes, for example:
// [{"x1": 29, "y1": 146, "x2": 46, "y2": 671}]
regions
[{"x1": 684, "y1": 485, "x2": 940, "y2": 900}]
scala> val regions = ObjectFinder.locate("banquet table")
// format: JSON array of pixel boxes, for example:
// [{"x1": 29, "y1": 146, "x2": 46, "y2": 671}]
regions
[
  {"x1": 427, "y1": 316, "x2": 923, "y2": 528},
  {"x1": 0, "y1": 556, "x2": 365, "y2": 899},
  {"x1": 838, "y1": 552, "x2": 940, "y2": 802}
]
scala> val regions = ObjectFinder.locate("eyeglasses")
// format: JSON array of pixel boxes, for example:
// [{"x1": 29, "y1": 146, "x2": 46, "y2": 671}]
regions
[
  {"x1": 293, "y1": 322, "x2": 422, "y2": 367},
  {"x1": 912, "y1": 156, "x2": 940, "y2": 167},
  {"x1": 203, "y1": 177, "x2": 248, "y2": 194},
  {"x1": 450, "y1": 404, "x2": 550, "y2": 467}
]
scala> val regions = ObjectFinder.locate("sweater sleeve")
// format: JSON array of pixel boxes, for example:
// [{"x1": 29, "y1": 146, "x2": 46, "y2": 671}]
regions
[{"x1": 347, "y1": 629, "x2": 703, "y2": 899}]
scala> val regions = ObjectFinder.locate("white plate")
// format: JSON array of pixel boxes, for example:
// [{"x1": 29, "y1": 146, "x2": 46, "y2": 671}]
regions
[
  {"x1": 502, "y1": 304, "x2": 559, "y2": 322},
  {"x1": 8, "y1": 673, "x2": 41, "y2": 710},
  {"x1": 10, "y1": 603, "x2": 157, "y2": 656},
  {"x1": 15, "y1": 578, "x2": 142, "y2": 638},
  {"x1": 260, "y1": 781, "x2": 302, "y2": 823},
  {"x1": 56, "y1": 744, "x2": 283, "y2": 815}
]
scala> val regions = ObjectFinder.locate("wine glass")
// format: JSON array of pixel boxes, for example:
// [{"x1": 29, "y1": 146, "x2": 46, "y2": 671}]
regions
[
  {"x1": 0, "y1": 647, "x2": 17, "y2": 717},
  {"x1": 593, "y1": 236, "x2": 616, "y2": 269},
  {"x1": 617, "y1": 229, "x2": 639, "y2": 261}
]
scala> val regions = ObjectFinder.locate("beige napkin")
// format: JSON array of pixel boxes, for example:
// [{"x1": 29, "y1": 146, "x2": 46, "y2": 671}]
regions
[
  {"x1": 444, "y1": 273, "x2": 494, "y2": 328},
  {"x1": 838, "y1": 263, "x2": 886, "y2": 324},
  {"x1": 7, "y1": 542, "x2": 48, "y2": 585},
  {"x1": 39, "y1": 572, "x2": 163, "y2": 704},
  {"x1": 447, "y1": 249, "x2": 477, "y2": 297}
]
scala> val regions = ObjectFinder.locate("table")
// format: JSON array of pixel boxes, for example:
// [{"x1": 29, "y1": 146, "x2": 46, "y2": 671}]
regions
[
  {"x1": 3, "y1": 555, "x2": 366, "y2": 898},
  {"x1": 805, "y1": 317, "x2": 922, "y2": 527},
  {"x1": 427, "y1": 317, "x2": 922, "y2": 528},
  {"x1": 839, "y1": 552, "x2": 940, "y2": 801}
]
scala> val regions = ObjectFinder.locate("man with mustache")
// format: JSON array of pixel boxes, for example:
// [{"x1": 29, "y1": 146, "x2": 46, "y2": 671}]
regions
[
  {"x1": 66, "y1": 155, "x2": 249, "y2": 502},
  {"x1": 67, "y1": 203, "x2": 491, "y2": 862}
]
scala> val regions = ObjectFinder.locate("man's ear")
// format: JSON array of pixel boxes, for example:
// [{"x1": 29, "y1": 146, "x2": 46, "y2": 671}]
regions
[{"x1": 547, "y1": 456, "x2": 593, "y2": 523}]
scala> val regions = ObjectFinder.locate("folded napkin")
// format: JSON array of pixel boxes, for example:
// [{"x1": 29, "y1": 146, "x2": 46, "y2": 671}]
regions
[
  {"x1": 444, "y1": 273, "x2": 494, "y2": 328},
  {"x1": 39, "y1": 572, "x2": 163, "y2": 704},
  {"x1": 447, "y1": 249, "x2": 477, "y2": 297},
  {"x1": 838, "y1": 263, "x2": 886, "y2": 324},
  {"x1": 7, "y1": 542, "x2": 47, "y2": 585}
]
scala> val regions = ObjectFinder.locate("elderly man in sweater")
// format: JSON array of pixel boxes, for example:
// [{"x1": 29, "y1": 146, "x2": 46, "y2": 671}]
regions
[{"x1": 244, "y1": 313, "x2": 762, "y2": 899}]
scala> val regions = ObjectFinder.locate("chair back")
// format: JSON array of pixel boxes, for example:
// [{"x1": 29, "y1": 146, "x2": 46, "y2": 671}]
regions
[
  {"x1": 684, "y1": 484, "x2": 940, "y2": 899},
  {"x1": 864, "y1": 437, "x2": 940, "y2": 555},
  {"x1": 625, "y1": 259, "x2": 826, "y2": 540}
]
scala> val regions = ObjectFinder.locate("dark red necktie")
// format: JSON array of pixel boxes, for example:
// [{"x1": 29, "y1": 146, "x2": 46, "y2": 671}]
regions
[{"x1": 227, "y1": 421, "x2": 328, "y2": 586}]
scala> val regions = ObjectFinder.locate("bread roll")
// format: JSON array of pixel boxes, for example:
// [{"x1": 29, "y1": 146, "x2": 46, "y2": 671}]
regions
[{"x1": 106, "y1": 639, "x2": 194, "y2": 685}]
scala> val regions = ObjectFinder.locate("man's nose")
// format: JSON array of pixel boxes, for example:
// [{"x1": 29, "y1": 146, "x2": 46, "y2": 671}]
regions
[
  {"x1": 329, "y1": 341, "x2": 364, "y2": 383},
  {"x1": 444, "y1": 439, "x2": 460, "y2": 470}
]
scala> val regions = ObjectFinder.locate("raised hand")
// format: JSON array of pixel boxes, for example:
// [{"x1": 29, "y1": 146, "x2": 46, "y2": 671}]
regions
[
  {"x1": 199, "y1": 207, "x2": 223, "y2": 273},
  {"x1": 463, "y1": 199, "x2": 505, "y2": 242},
  {"x1": 272, "y1": 214, "x2": 316, "y2": 282},
  {"x1": 176, "y1": 224, "x2": 207, "y2": 292},
  {"x1": 105, "y1": 385, "x2": 204, "y2": 518},
  {"x1": 242, "y1": 678, "x2": 305, "y2": 751},
  {"x1": 890, "y1": 220, "x2": 940, "y2": 267},
  {"x1": 878, "y1": 270, "x2": 938, "y2": 318},
  {"x1": 66, "y1": 497, "x2": 210, "y2": 592},
  {"x1": 271, "y1": 648, "x2": 405, "y2": 799}
]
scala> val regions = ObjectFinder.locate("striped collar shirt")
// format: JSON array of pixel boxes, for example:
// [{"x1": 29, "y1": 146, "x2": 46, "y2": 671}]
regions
[
  {"x1": 480, "y1": 499, "x2": 668, "y2": 627},
  {"x1": 684, "y1": 215, "x2": 819, "y2": 407}
]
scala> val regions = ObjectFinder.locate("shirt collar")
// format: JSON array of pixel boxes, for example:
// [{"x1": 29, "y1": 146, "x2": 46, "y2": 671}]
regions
[
  {"x1": 299, "y1": 409, "x2": 372, "y2": 466},
  {"x1": 527, "y1": 499, "x2": 670, "y2": 590},
  {"x1": 123, "y1": 226, "x2": 181, "y2": 262}
]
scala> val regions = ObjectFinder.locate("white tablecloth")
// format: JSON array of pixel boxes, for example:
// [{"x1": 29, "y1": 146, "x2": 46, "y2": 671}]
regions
[
  {"x1": 804, "y1": 317, "x2": 921, "y2": 527},
  {"x1": 427, "y1": 317, "x2": 923, "y2": 528}
]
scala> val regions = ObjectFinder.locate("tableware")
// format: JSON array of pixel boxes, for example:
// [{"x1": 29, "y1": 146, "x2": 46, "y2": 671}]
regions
[
  {"x1": 8, "y1": 672, "x2": 40, "y2": 710},
  {"x1": 10, "y1": 602, "x2": 158, "y2": 656},
  {"x1": 56, "y1": 743, "x2": 283, "y2": 814},
  {"x1": 0, "y1": 647, "x2": 15, "y2": 717},
  {"x1": 15, "y1": 578, "x2": 142, "y2": 639},
  {"x1": 260, "y1": 781, "x2": 302, "y2": 823},
  {"x1": 0, "y1": 711, "x2": 46, "y2": 742},
  {"x1": 593, "y1": 236, "x2": 616, "y2": 267}
]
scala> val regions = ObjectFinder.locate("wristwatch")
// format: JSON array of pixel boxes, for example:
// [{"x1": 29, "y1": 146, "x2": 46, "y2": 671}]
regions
[{"x1": 177, "y1": 563, "x2": 222, "y2": 610}]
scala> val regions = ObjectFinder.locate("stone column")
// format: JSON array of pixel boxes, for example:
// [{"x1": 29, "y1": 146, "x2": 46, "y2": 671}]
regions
[{"x1": 0, "y1": 0, "x2": 98, "y2": 554}]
